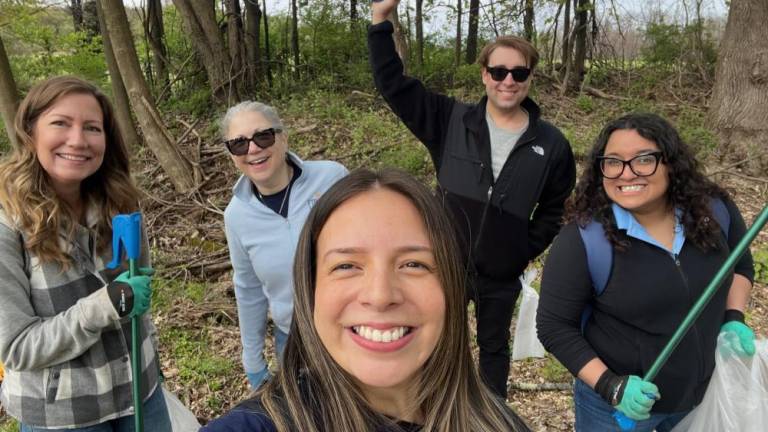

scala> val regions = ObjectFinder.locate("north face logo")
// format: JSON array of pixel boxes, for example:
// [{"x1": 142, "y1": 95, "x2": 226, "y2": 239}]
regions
[{"x1": 532, "y1": 145, "x2": 545, "y2": 156}]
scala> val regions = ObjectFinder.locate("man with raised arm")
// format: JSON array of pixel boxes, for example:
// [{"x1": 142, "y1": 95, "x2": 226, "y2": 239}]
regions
[{"x1": 368, "y1": 0, "x2": 576, "y2": 398}]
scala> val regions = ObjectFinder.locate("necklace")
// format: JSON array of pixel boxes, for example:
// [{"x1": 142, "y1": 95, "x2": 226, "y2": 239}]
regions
[{"x1": 257, "y1": 166, "x2": 293, "y2": 217}]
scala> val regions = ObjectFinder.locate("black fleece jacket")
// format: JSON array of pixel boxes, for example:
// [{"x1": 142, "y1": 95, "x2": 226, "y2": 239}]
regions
[
  {"x1": 537, "y1": 197, "x2": 754, "y2": 413},
  {"x1": 369, "y1": 21, "x2": 576, "y2": 281}
]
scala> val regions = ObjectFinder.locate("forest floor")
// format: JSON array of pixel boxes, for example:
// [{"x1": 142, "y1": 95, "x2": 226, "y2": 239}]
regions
[{"x1": 1, "y1": 73, "x2": 767, "y2": 432}]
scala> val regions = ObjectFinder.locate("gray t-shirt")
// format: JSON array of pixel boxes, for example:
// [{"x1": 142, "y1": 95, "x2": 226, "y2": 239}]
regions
[{"x1": 486, "y1": 111, "x2": 528, "y2": 180}]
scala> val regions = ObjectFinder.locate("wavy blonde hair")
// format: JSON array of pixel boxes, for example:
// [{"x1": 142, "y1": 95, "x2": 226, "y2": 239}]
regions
[
  {"x1": 0, "y1": 76, "x2": 141, "y2": 267},
  {"x1": 255, "y1": 168, "x2": 529, "y2": 432}
]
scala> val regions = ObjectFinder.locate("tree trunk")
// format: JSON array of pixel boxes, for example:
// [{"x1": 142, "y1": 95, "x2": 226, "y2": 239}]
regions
[
  {"x1": 561, "y1": 0, "x2": 571, "y2": 74},
  {"x1": 567, "y1": 0, "x2": 588, "y2": 92},
  {"x1": 0, "y1": 35, "x2": 19, "y2": 149},
  {"x1": 225, "y1": 0, "x2": 248, "y2": 96},
  {"x1": 709, "y1": 0, "x2": 768, "y2": 173},
  {"x1": 523, "y1": 0, "x2": 535, "y2": 42},
  {"x1": 454, "y1": 0, "x2": 462, "y2": 69},
  {"x1": 244, "y1": 0, "x2": 262, "y2": 89},
  {"x1": 146, "y1": 0, "x2": 169, "y2": 93},
  {"x1": 350, "y1": 0, "x2": 358, "y2": 28},
  {"x1": 171, "y1": 0, "x2": 240, "y2": 103},
  {"x1": 291, "y1": 0, "x2": 300, "y2": 79},
  {"x1": 262, "y1": 0, "x2": 272, "y2": 88},
  {"x1": 71, "y1": 0, "x2": 84, "y2": 31},
  {"x1": 390, "y1": 7, "x2": 409, "y2": 72},
  {"x1": 95, "y1": 0, "x2": 142, "y2": 153},
  {"x1": 415, "y1": 0, "x2": 423, "y2": 68},
  {"x1": 465, "y1": 0, "x2": 480, "y2": 64},
  {"x1": 99, "y1": 0, "x2": 197, "y2": 193}
]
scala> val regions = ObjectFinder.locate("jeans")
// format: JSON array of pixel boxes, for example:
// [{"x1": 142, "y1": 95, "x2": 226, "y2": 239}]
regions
[
  {"x1": 573, "y1": 379, "x2": 689, "y2": 432},
  {"x1": 20, "y1": 385, "x2": 171, "y2": 432},
  {"x1": 246, "y1": 326, "x2": 289, "y2": 390},
  {"x1": 469, "y1": 275, "x2": 522, "y2": 398}
]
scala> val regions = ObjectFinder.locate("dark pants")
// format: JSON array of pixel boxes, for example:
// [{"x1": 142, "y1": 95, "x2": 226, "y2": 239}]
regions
[{"x1": 468, "y1": 274, "x2": 522, "y2": 398}]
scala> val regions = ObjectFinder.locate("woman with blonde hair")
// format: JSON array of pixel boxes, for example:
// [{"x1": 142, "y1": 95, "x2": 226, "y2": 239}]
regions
[
  {"x1": 0, "y1": 76, "x2": 170, "y2": 431},
  {"x1": 203, "y1": 168, "x2": 531, "y2": 432}
]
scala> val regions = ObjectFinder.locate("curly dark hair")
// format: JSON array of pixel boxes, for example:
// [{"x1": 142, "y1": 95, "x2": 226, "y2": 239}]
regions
[{"x1": 566, "y1": 112, "x2": 727, "y2": 252}]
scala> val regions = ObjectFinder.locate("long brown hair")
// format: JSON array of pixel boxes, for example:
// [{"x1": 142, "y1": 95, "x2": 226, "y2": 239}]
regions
[
  {"x1": 0, "y1": 76, "x2": 141, "y2": 267},
  {"x1": 256, "y1": 168, "x2": 527, "y2": 431}
]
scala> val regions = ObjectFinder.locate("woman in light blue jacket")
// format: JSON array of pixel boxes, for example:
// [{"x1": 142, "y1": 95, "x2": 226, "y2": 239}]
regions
[{"x1": 220, "y1": 101, "x2": 347, "y2": 389}]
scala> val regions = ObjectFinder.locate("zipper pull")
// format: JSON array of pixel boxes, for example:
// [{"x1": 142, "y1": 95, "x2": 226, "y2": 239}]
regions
[{"x1": 487, "y1": 185, "x2": 493, "y2": 200}]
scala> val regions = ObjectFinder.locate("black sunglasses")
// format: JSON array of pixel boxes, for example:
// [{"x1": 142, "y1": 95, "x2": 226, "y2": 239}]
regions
[
  {"x1": 223, "y1": 128, "x2": 282, "y2": 156},
  {"x1": 486, "y1": 66, "x2": 531, "y2": 83}
]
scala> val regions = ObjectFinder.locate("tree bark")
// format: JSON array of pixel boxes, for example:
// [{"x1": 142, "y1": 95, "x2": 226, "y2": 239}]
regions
[
  {"x1": 99, "y1": 0, "x2": 197, "y2": 193},
  {"x1": 390, "y1": 7, "x2": 409, "y2": 72},
  {"x1": 561, "y1": 0, "x2": 571, "y2": 74},
  {"x1": 415, "y1": 0, "x2": 423, "y2": 68},
  {"x1": 709, "y1": 0, "x2": 768, "y2": 173},
  {"x1": 465, "y1": 0, "x2": 480, "y2": 64},
  {"x1": 146, "y1": 0, "x2": 169, "y2": 93},
  {"x1": 291, "y1": 0, "x2": 300, "y2": 79},
  {"x1": 171, "y1": 0, "x2": 240, "y2": 103},
  {"x1": 71, "y1": 0, "x2": 84, "y2": 31},
  {"x1": 225, "y1": 0, "x2": 248, "y2": 96},
  {"x1": 350, "y1": 0, "x2": 358, "y2": 27},
  {"x1": 262, "y1": 0, "x2": 272, "y2": 88},
  {"x1": 0, "y1": 35, "x2": 19, "y2": 149},
  {"x1": 567, "y1": 0, "x2": 588, "y2": 92},
  {"x1": 523, "y1": 0, "x2": 535, "y2": 42},
  {"x1": 454, "y1": 0, "x2": 462, "y2": 69},
  {"x1": 95, "y1": 0, "x2": 142, "y2": 153},
  {"x1": 244, "y1": 0, "x2": 262, "y2": 89}
]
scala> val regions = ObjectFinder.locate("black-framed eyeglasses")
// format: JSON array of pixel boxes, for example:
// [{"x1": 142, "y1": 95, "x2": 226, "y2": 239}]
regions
[
  {"x1": 486, "y1": 66, "x2": 531, "y2": 83},
  {"x1": 597, "y1": 151, "x2": 664, "y2": 179},
  {"x1": 223, "y1": 128, "x2": 282, "y2": 156}
]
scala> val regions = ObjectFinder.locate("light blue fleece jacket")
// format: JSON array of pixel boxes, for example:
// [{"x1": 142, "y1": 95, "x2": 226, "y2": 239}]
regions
[{"x1": 224, "y1": 152, "x2": 347, "y2": 374}]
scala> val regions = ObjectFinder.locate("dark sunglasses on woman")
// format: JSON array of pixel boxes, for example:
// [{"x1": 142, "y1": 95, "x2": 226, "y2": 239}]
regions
[
  {"x1": 223, "y1": 128, "x2": 282, "y2": 156},
  {"x1": 486, "y1": 66, "x2": 532, "y2": 83}
]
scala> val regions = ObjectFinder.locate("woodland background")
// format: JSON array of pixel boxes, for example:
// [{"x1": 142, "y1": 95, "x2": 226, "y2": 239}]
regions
[{"x1": 0, "y1": 0, "x2": 767, "y2": 430}]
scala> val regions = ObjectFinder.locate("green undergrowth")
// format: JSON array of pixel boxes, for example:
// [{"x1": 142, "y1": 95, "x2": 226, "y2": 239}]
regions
[{"x1": 0, "y1": 418, "x2": 17, "y2": 432}]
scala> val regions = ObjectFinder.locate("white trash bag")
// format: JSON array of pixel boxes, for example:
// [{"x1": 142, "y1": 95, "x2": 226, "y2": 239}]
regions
[
  {"x1": 511, "y1": 268, "x2": 546, "y2": 361},
  {"x1": 671, "y1": 335, "x2": 768, "y2": 432},
  {"x1": 163, "y1": 386, "x2": 201, "y2": 432}
]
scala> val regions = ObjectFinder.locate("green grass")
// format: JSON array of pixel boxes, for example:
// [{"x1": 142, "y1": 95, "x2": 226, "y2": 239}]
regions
[
  {"x1": 0, "y1": 417, "x2": 18, "y2": 432},
  {"x1": 160, "y1": 327, "x2": 236, "y2": 390}
]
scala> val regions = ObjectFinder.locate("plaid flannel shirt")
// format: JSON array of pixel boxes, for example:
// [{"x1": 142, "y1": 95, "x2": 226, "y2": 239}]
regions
[{"x1": 0, "y1": 207, "x2": 160, "y2": 428}]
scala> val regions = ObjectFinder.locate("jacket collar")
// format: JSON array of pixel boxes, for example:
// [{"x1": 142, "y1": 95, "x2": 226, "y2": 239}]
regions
[
  {"x1": 463, "y1": 96, "x2": 542, "y2": 133},
  {"x1": 232, "y1": 151, "x2": 305, "y2": 202}
]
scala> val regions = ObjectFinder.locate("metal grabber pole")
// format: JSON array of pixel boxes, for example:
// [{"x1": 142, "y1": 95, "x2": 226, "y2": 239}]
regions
[
  {"x1": 614, "y1": 203, "x2": 768, "y2": 431},
  {"x1": 107, "y1": 212, "x2": 144, "y2": 432}
]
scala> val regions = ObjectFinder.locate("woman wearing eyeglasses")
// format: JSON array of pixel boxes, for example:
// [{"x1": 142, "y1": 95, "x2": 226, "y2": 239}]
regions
[
  {"x1": 536, "y1": 113, "x2": 755, "y2": 432},
  {"x1": 220, "y1": 101, "x2": 347, "y2": 390}
]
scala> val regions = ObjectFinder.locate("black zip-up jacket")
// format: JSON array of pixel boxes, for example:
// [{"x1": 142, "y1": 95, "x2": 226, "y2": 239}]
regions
[
  {"x1": 537, "y1": 197, "x2": 754, "y2": 413},
  {"x1": 369, "y1": 21, "x2": 576, "y2": 281}
]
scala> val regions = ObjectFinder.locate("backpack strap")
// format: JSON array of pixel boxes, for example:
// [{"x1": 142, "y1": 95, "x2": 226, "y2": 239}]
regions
[
  {"x1": 710, "y1": 197, "x2": 730, "y2": 241},
  {"x1": 577, "y1": 220, "x2": 612, "y2": 331}
]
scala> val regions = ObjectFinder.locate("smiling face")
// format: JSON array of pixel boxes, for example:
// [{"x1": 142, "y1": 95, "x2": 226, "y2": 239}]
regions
[
  {"x1": 602, "y1": 128, "x2": 670, "y2": 215},
  {"x1": 33, "y1": 92, "x2": 106, "y2": 198},
  {"x1": 313, "y1": 187, "x2": 446, "y2": 400},
  {"x1": 225, "y1": 110, "x2": 289, "y2": 193},
  {"x1": 481, "y1": 46, "x2": 531, "y2": 114}
]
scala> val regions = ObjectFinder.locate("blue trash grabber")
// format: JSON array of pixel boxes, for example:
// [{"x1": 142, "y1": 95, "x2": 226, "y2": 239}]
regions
[
  {"x1": 107, "y1": 212, "x2": 144, "y2": 432},
  {"x1": 614, "y1": 203, "x2": 768, "y2": 431}
]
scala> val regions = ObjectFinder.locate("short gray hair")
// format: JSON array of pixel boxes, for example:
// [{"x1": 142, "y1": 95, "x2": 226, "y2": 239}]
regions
[{"x1": 219, "y1": 101, "x2": 285, "y2": 140}]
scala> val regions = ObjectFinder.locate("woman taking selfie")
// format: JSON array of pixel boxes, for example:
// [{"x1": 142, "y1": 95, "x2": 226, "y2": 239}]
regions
[
  {"x1": 203, "y1": 168, "x2": 530, "y2": 431},
  {"x1": 219, "y1": 101, "x2": 347, "y2": 390},
  {"x1": 0, "y1": 76, "x2": 170, "y2": 431},
  {"x1": 537, "y1": 113, "x2": 755, "y2": 432}
]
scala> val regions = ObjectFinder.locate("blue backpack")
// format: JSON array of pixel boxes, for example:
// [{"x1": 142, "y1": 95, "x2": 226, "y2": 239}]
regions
[{"x1": 577, "y1": 198, "x2": 730, "y2": 330}]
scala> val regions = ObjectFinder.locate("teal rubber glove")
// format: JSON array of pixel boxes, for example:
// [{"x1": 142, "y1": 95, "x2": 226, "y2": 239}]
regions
[
  {"x1": 615, "y1": 376, "x2": 660, "y2": 421},
  {"x1": 114, "y1": 267, "x2": 154, "y2": 318},
  {"x1": 720, "y1": 320, "x2": 755, "y2": 357}
]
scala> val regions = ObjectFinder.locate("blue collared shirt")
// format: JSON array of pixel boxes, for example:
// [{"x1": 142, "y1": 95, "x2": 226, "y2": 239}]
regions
[{"x1": 612, "y1": 203, "x2": 685, "y2": 256}]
